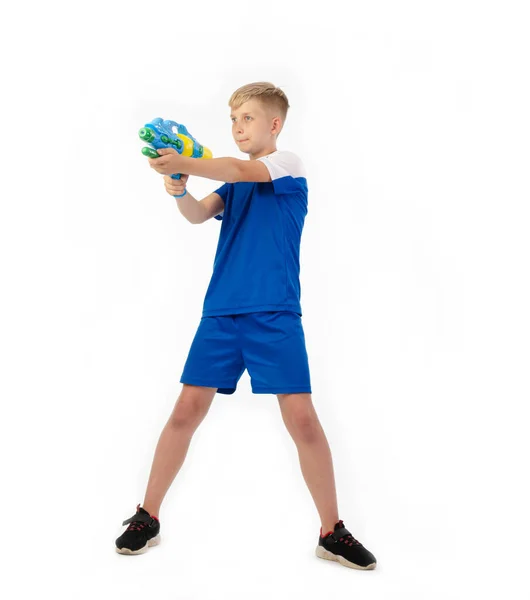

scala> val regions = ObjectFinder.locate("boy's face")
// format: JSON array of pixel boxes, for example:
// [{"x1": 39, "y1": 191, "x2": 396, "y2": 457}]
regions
[{"x1": 230, "y1": 98, "x2": 281, "y2": 158}]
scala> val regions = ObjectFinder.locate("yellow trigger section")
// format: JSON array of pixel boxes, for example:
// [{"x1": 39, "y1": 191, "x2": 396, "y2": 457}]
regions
[
  {"x1": 201, "y1": 147, "x2": 213, "y2": 159},
  {"x1": 177, "y1": 134, "x2": 194, "y2": 157}
]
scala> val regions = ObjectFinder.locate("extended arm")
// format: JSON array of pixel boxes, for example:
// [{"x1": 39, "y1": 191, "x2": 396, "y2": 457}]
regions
[{"x1": 169, "y1": 155, "x2": 272, "y2": 184}]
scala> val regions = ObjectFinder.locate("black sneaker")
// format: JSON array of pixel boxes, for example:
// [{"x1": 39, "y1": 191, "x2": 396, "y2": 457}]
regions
[
  {"x1": 115, "y1": 504, "x2": 161, "y2": 555},
  {"x1": 316, "y1": 520, "x2": 377, "y2": 570}
]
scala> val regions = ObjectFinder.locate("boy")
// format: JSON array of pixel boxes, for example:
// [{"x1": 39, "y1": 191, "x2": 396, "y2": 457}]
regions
[{"x1": 115, "y1": 82, "x2": 377, "y2": 570}]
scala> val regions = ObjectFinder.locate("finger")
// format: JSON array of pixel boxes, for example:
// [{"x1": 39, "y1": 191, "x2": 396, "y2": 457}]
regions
[
  {"x1": 164, "y1": 180, "x2": 184, "y2": 189},
  {"x1": 157, "y1": 147, "x2": 176, "y2": 155},
  {"x1": 166, "y1": 185, "x2": 185, "y2": 194},
  {"x1": 167, "y1": 187, "x2": 185, "y2": 196}
]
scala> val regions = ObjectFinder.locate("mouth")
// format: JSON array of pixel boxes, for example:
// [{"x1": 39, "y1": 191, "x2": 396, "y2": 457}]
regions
[{"x1": 237, "y1": 139, "x2": 248, "y2": 143}]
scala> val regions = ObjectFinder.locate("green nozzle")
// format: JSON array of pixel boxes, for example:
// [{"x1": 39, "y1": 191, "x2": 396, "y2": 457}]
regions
[
  {"x1": 139, "y1": 127, "x2": 155, "y2": 142},
  {"x1": 141, "y1": 146, "x2": 159, "y2": 158},
  {"x1": 160, "y1": 134, "x2": 183, "y2": 151}
]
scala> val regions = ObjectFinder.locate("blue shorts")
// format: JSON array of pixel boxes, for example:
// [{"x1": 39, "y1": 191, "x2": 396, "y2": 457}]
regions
[{"x1": 180, "y1": 311, "x2": 312, "y2": 395}]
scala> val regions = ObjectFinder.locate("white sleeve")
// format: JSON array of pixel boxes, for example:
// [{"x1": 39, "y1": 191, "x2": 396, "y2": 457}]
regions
[{"x1": 257, "y1": 150, "x2": 307, "y2": 194}]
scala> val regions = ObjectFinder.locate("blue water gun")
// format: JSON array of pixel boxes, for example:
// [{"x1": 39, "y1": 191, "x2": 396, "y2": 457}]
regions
[{"x1": 138, "y1": 118, "x2": 213, "y2": 198}]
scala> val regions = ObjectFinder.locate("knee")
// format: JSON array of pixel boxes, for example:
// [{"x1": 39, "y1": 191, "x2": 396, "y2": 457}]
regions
[
  {"x1": 168, "y1": 389, "x2": 211, "y2": 430},
  {"x1": 292, "y1": 415, "x2": 321, "y2": 442},
  {"x1": 283, "y1": 405, "x2": 321, "y2": 442}
]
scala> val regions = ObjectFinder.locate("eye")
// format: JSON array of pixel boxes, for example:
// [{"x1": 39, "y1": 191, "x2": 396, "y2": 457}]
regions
[{"x1": 245, "y1": 116, "x2": 252, "y2": 121}]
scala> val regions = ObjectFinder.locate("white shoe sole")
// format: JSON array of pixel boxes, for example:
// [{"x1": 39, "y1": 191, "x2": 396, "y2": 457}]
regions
[
  {"x1": 116, "y1": 534, "x2": 161, "y2": 555},
  {"x1": 315, "y1": 545, "x2": 376, "y2": 570}
]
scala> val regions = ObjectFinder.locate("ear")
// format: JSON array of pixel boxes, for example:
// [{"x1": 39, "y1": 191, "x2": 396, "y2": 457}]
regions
[{"x1": 271, "y1": 116, "x2": 282, "y2": 135}]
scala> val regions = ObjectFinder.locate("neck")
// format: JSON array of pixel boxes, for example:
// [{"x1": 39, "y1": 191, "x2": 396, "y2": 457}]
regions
[{"x1": 250, "y1": 145, "x2": 277, "y2": 160}]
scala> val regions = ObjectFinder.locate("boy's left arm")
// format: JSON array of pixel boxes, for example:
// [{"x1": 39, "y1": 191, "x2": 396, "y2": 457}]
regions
[{"x1": 148, "y1": 148, "x2": 271, "y2": 183}]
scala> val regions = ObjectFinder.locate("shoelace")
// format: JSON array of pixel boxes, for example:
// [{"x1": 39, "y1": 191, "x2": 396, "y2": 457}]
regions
[
  {"x1": 126, "y1": 521, "x2": 148, "y2": 532},
  {"x1": 126, "y1": 503, "x2": 156, "y2": 532},
  {"x1": 335, "y1": 520, "x2": 362, "y2": 547}
]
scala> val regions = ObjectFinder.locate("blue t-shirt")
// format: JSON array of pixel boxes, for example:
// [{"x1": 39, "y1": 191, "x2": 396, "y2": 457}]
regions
[{"x1": 201, "y1": 150, "x2": 308, "y2": 317}]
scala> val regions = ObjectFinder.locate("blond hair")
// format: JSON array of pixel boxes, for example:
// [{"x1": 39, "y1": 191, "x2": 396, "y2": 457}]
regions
[{"x1": 229, "y1": 81, "x2": 290, "y2": 124}]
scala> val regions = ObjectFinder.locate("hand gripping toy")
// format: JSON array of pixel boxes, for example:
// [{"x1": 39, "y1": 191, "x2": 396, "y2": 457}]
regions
[{"x1": 138, "y1": 118, "x2": 213, "y2": 198}]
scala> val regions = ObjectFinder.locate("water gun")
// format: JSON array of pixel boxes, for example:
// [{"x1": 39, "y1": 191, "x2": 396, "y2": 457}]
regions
[{"x1": 138, "y1": 118, "x2": 213, "y2": 198}]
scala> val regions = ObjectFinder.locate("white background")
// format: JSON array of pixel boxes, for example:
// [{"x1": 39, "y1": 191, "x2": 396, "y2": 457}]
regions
[{"x1": 1, "y1": 0, "x2": 529, "y2": 598}]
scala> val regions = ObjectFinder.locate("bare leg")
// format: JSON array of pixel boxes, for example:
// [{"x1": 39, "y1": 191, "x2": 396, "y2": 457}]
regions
[
  {"x1": 142, "y1": 384, "x2": 217, "y2": 517},
  {"x1": 278, "y1": 393, "x2": 339, "y2": 534}
]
